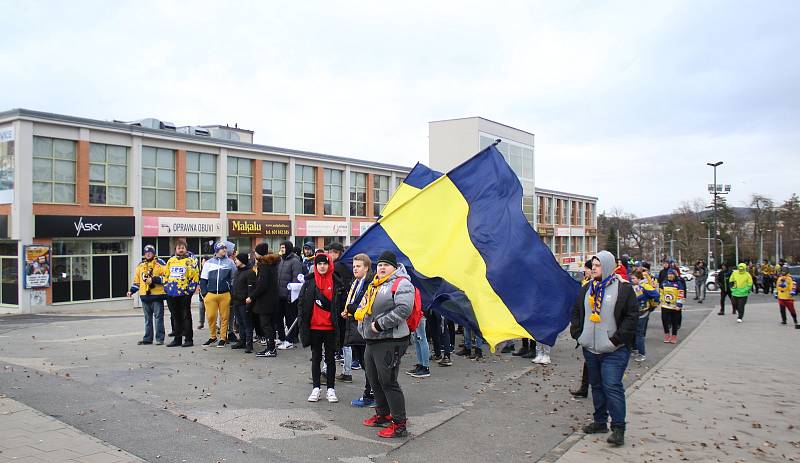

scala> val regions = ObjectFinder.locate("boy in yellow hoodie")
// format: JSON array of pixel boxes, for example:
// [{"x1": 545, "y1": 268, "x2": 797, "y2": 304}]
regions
[
  {"x1": 775, "y1": 267, "x2": 798, "y2": 328},
  {"x1": 128, "y1": 245, "x2": 168, "y2": 345}
]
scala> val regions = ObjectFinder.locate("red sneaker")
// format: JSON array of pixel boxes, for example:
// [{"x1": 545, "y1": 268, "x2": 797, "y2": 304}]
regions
[
  {"x1": 363, "y1": 414, "x2": 392, "y2": 427},
  {"x1": 663, "y1": 334, "x2": 670, "y2": 343},
  {"x1": 670, "y1": 335, "x2": 678, "y2": 344},
  {"x1": 378, "y1": 421, "x2": 408, "y2": 438}
]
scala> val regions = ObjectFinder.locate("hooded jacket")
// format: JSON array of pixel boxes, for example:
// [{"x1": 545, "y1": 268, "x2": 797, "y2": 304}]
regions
[
  {"x1": 716, "y1": 268, "x2": 733, "y2": 293},
  {"x1": 164, "y1": 254, "x2": 199, "y2": 297},
  {"x1": 357, "y1": 264, "x2": 414, "y2": 342},
  {"x1": 276, "y1": 241, "x2": 304, "y2": 300},
  {"x1": 297, "y1": 264, "x2": 344, "y2": 349},
  {"x1": 249, "y1": 254, "x2": 281, "y2": 314},
  {"x1": 199, "y1": 255, "x2": 237, "y2": 294},
  {"x1": 570, "y1": 251, "x2": 639, "y2": 354},
  {"x1": 130, "y1": 257, "x2": 168, "y2": 301},
  {"x1": 231, "y1": 263, "x2": 256, "y2": 306},
  {"x1": 729, "y1": 264, "x2": 754, "y2": 297},
  {"x1": 776, "y1": 274, "x2": 796, "y2": 300}
]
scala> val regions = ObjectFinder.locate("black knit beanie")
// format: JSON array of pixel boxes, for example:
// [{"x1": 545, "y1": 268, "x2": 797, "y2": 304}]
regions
[
  {"x1": 254, "y1": 243, "x2": 269, "y2": 256},
  {"x1": 377, "y1": 250, "x2": 398, "y2": 268}
]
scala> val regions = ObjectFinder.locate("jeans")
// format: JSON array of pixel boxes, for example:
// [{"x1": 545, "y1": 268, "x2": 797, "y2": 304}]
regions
[
  {"x1": 634, "y1": 314, "x2": 650, "y2": 355},
  {"x1": 695, "y1": 280, "x2": 706, "y2": 301},
  {"x1": 141, "y1": 299, "x2": 165, "y2": 343},
  {"x1": 232, "y1": 304, "x2": 252, "y2": 345},
  {"x1": 583, "y1": 346, "x2": 630, "y2": 429},
  {"x1": 463, "y1": 325, "x2": 484, "y2": 350},
  {"x1": 412, "y1": 317, "x2": 430, "y2": 368},
  {"x1": 343, "y1": 346, "x2": 353, "y2": 375}
]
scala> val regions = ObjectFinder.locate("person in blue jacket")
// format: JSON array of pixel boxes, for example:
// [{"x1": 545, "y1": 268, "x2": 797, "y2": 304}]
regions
[{"x1": 199, "y1": 242, "x2": 238, "y2": 348}]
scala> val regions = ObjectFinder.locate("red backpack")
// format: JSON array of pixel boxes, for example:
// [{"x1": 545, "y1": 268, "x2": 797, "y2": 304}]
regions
[{"x1": 391, "y1": 276, "x2": 424, "y2": 332}]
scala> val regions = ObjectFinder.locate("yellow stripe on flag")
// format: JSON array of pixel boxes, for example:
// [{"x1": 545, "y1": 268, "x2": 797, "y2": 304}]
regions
[
  {"x1": 379, "y1": 175, "x2": 530, "y2": 349},
  {"x1": 380, "y1": 182, "x2": 422, "y2": 217}
]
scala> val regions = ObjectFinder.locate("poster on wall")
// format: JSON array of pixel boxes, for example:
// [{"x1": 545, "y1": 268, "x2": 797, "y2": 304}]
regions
[
  {"x1": 24, "y1": 245, "x2": 51, "y2": 289},
  {"x1": 0, "y1": 125, "x2": 14, "y2": 204}
]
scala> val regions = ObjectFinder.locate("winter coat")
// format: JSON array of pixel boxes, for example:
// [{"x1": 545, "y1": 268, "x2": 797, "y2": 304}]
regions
[
  {"x1": 276, "y1": 252, "x2": 303, "y2": 300},
  {"x1": 357, "y1": 264, "x2": 414, "y2": 342},
  {"x1": 249, "y1": 254, "x2": 281, "y2": 315},
  {"x1": 297, "y1": 271, "x2": 344, "y2": 349},
  {"x1": 692, "y1": 265, "x2": 708, "y2": 282},
  {"x1": 200, "y1": 256, "x2": 237, "y2": 294},
  {"x1": 716, "y1": 269, "x2": 733, "y2": 293},
  {"x1": 729, "y1": 266, "x2": 754, "y2": 297},
  {"x1": 231, "y1": 264, "x2": 256, "y2": 307},
  {"x1": 776, "y1": 275, "x2": 796, "y2": 300},
  {"x1": 344, "y1": 272, "x2": 374, "y2": 346},
  {"x1": 164, "y1": 255, "x2": 199, "y2": 297},
  {"x1": 130, "y1": 257, "x2": 168, "y2": 302}
]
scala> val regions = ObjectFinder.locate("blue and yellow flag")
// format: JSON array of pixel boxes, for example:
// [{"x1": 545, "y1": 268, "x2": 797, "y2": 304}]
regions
[{"x1": 342, "y1": 146, "x2": 579, "y2": 348}]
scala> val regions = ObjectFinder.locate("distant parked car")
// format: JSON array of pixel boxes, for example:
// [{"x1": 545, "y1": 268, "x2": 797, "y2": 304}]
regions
[
  {"x1": 706, "y1": 271, "x2": 720, "y2": 292},
  {"x1": 679, "y1": 266, "x2": 694, "y2": 283}
]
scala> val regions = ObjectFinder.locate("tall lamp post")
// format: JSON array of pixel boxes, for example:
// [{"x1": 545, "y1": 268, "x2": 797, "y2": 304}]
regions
[{"x1": 707, "y1": 162, "x2": 730, "y2": 269}]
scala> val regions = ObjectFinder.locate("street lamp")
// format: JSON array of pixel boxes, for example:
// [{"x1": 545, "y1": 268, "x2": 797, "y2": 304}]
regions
[{"x1": 707, "y1": 162, "x2": 729, "y2": 269}]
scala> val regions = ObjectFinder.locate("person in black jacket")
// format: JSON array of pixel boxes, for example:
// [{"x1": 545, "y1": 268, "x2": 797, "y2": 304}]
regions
[
  {"x1": 276, "y1": 241, "x2": 304, "y2": 349},
  {"x1": 326, "y1": 242, "x2": 352, "y2": 358},
  {"x1": 571, "y1": 250, "x2": 639, "y2": 447},
  {"x1": 341, "y1": 253, "x2": 375, "y2": 406},
  {"x1": 230, "y1": 252, "x2": 257, "y2": 353},
  {"x1": 247, "y1": 243, "x2": 281, "y2": 357},
  {"x1": 716, "y1": 263, "x2": 734, "y2": 315}
]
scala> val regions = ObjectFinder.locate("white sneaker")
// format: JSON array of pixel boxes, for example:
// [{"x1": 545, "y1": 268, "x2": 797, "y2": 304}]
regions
[
  {"x1": 634, "y1": 354, "x2": 646, "y2": 362},
  {"x1": 532, "y1": 354, "x2": 544, "y2": 364},
  {"x1": 737, "y1": 319, "x2": 743, "y2": 323},
  {"x1": 326, "y1": 388, "x2": 338, "y2": 403},
  {"x1": 308, "y1": 387, "x2": 321, "y2": 402},
  {"x1": 539, "y1": 354, "x2": 551, "y2": 365},
  {"x1": 277, "y1": 341, "x2": 294, "y2": 350}
]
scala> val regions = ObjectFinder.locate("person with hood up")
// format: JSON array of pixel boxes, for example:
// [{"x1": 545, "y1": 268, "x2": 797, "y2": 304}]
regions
[
  {"x1": 246, "y1": 243, "x2": 281, "y2": 357},
  {"x1": 231, "y1": 252, "x2": 257, "y2": 353},
  {"x1": 298, "y1": 253, "x2": 343, "y2": 403},
  {"x1": 730, "y1": 263, "x2": 754, "y2": 323},
  {"x1": 276, "y1": 241, "x2": 304, "y2": 350},
  {"x1": 128, "y1": 245, "x2": 168, "y2": 345},
  {"x1": 570, "y1": 251, "x2": 638, "y2": 447},
  {"x1": 199, "y1": 242, "x2": 237, "y2": 348},
  {"x1": 164, "y1": 240, "x2": 199, "y2": 347},
  {"x1": 776, "y1": 266, "x2": 798, "y2": 327},
  {"x1": 301, "y1": 242, "x2": 315, "y2": 276},
  {"x1": 716, "y1": 263, "x2": 734, "y2": 315},
  {"x1": 570, "y1": 259, "x2": 594, "y2": 399},
  {"x1": 660, "y1": 269, "x2": 685, "y2": 343},
  {"x1": 356, "y1": 251, "x2": 414, "y2": 439}
]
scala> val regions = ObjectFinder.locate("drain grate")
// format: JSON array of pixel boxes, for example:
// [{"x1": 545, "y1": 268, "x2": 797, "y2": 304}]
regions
[{"x1": 279, "y1": 419, "x2": 327, "y2": 431}]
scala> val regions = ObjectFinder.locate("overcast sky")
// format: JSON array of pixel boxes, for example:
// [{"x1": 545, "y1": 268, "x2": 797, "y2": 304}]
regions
[{"x1": 2, "y1": 0, "x2": 798, "y2": 217}]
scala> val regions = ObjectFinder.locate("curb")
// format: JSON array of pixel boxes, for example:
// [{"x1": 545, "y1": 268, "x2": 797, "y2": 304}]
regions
[{"x1": 537, "y1": 307, "x2": 715, "y2": 463}]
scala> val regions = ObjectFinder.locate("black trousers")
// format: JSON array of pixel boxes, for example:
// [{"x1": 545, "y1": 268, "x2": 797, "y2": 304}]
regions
[
  {"x1": 166, "y1": 295, "x2": 193, "y2": 342},
  {"x1": 310, "y1": 330, "x2": 336, "y2": 389},
  {"x1": 365, "y1": 338, "x2": 409, "y2": 422},
  {"x1": 732, "y1": 296, "x2": 748, "y2": 319},
  {"x1": 719, "y1": 291, "x2": 733, "y2": 312},
  {"x1": 275, "y1": 298, "x2": 299, "y2": 343},
  {"x1": 426, "y1": 311, "x2": 442, "y2": 355},
  {"x1": 661, "y1": 309, "x2": 682, "y2": 335},
  {"x1": 351, "y1": 344, "x2": 372, "y2": 398},
  {"x1": 232, "y1": 304, "x2": 252, "y2": 346},
  {"x1": 258, "y1": 313, "x2": 276, "y2": 350}
]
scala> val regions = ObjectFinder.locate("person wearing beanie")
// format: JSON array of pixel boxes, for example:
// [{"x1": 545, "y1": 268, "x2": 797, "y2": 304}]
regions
[
  {"x1": 276, "y1": 241, "x2": 303, "y2": 350},
  {"x1": 356, "y1": 250, "x2": 414, "y2": 438},
  {"x1": 775, "y1": 267, "x2": 798, "y2": 327},
  {"x1": 729, "y1": 263, "x2": 754, "y2": 322},
  {"x1": 302, "y1": 242, "x2": 315, "y2": 275},
  {"x1": 128, "y1": 244, "x2": 168, "y2": 345},
  {"x1": 298, "y1": 253, "x2": 343, "y2": 403},
  {"x1": 199, "y1": 242, "x2": 238, "y2": 348},
  {"x1": 247, "y1": 244, "x2": 281, "y2": 357},
  {"x1": 230, "y1": 252, "x2": 257, "y2": 352}
]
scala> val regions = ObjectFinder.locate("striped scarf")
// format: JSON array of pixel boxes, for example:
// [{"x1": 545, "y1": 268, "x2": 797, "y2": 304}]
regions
[
  {"x1": 588, "y1": 274, "x2": 616, "y2": 323},
  {"x1": 354, "y1": 270, "x2": 396, "y2": 322}
]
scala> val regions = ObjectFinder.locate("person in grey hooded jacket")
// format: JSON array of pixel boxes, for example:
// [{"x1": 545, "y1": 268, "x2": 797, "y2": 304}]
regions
[
  {"x1": 570, "y1": 250, "x2": 638, "y2": 447},
  {"x1": 356, "y1": 251, "x2": 413, "y2": 439}
]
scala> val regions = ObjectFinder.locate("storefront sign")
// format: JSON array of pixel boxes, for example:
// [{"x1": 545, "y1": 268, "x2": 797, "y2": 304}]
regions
[
  {"x1": 35, "y1": 215, "x2": 135, "y2": 238},
  {"x1": 295, "y1": 220, "x2": 348, "y2": 237},
  {"x1": 142, "y1": 216, "x2": 223, "y2": 237},
  {"x1": 228, "y1": 219, "x2": 291, "y2": 237},
  {"x1": 24, "y1": 245, "x2": 51, "y2": 289},
  {"x1": 555, "y1": 227, "x2": 571, "y2": 237},
  {"x1": 357, "y1": 222, "x2": 375, "y2": 236}
]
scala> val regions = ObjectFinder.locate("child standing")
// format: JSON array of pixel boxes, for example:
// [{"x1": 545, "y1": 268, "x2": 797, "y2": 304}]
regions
[{"x1": 659, "y1": 269, "x2": 684, "y2": 344}]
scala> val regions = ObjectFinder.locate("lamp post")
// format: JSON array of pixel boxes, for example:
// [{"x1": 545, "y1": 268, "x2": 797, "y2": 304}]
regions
[{"x1": 707, "y1": 162, "x2": 728, "y2": 268}]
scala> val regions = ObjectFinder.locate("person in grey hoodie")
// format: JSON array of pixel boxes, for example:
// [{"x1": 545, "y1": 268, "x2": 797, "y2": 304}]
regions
[
  {"x1": 570, "y1": 250, "x2": 639, "y2": 447},
  {"x1": 357, "y1": 251, "x2": 413, "y2": 439},
  {"x1": 276, "y1": 241, "x2": 304, "y2": 348}
]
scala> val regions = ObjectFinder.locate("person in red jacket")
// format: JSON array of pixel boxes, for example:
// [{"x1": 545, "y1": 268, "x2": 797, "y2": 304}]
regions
[{"x1": 614, "y1": 259, "x2": 629, "y2": 281}]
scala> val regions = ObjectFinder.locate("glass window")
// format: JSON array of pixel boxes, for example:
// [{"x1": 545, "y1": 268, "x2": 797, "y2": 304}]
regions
[
  {"x1": 295, "y1": 165, "x2": 316, "y2": 214},
  {"x1": 323, "y1": 168, "x2": 343, "y2": 216},
  {"x1": 51, "y1": 240, "x2": 129, "y2": 303},
  {"x1": 141, "y1": 237, "x2": 171, "y2": 261},
  {"x1": 262, "y1": 161, "x2": 287, "y2": 213},
  {"x1": 33, "y1": 136, "x2": 76, "y2": 203},
  {"x1": 227, "y1": 157, "x2": 252, "y2": 212},
  {"x1": 141, "y1": 147, "x2": 175, "y2": 209},
  {"x1": 480, "y1": 135, "x2": 495, "y2": 150},
  {"x1": 186, "y1": 151, "x2": 217, "y2": 211},
  {"x1": 89, "y1": 143, "x2": 128, "y2": 205},
  {"x1": 350, "y1": 172, "x2": 367, "y2": 217},
  {"x1": 523, "y1": 195, "x2": 535, "y2": 227},
  {"x1": 373, "y1": 174, "x2": 390, "y2": 217}
]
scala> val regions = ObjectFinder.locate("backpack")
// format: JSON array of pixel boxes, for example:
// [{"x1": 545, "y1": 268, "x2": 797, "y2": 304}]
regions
[{"x1": 391, "y1": 276, "x2": 424, "y2": 332}]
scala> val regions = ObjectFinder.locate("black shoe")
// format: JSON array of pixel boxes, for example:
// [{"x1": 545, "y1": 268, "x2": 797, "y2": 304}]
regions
[
  {"x1": 245, "y1": 343, "x2": 253, "y2": 353},
  {"x1": 454, "y1": 347, "x2": 470, "y2": 356},
  {"x1": 468, "y1": 348, "x2": 477, "y2": 360},
  {"x1": 409, "y1": 366, "x2": 430, "y2": 378},
  {"x1": 582, "y1": 422, "x2": 609, "y2": 434},
  {"x1": 512, "y1": 347, "x2": 530, "y2": 356},
  {"x1": 216, "y1": 339, "x2": 226, "y2": 348},
  {"x1": 256, "y1": 349, "x2": 277, "y2": 358},
  {"x1": 230, "y1": 342, "x2": 245, "y2": 349},
  {"x1": 202, "y1": 338, "x2": 217, "y2": 346},
  {"x1": 337, "y1": 374, "x2": 353, "y2": 382},
  {"x1": 197, "y1": 324, "x2": 204, "y2": 330},
  {"x1": 168, "y1": 332, "x2": 175, "y2": 337},
  {"x1": 166, "y1": 339, "x2": 182, "y2": 347},
  {"x1": 431, "y1": 353, "x2": 442, "y2": 362},
  {"x1": 181, "y1": 340, "x2": 193, "y2": 347},
  {"x1": 500, "y1": 344, "x2": 515, "y2": 354},
  {"x1": 781, "y1": 321, "x2": 788, "y2": 325},
  {"x1": 137, "y1": 340, "x2": 152, "y2": 345},
  {"x1": 521, "y1": 349, "x2": 537, "y2": 359},
  {"x1": 227, "y1": 333, "x2": 239, "y2": 343},
  {"x1": 406, "y1": 364, "x2": 422, "y2": 375},
  {"x1": 570, "y1": 387, "x2": 588, "y2": 398},
  {"x1": 717, "y1": 311, "x2": 724, "y2": 315},
  {"x1": 471, "y1": 347, "x2": 483, "y2": 360},
  {"x1": 795, "y1": 324, "x2": 800, "y2": 329},
  {"x1": 607, "y1": 427, "x2": 625, "y2": 446},
  {"x1": 438, "y1": 354, "x2": 453, "y2": 367}
]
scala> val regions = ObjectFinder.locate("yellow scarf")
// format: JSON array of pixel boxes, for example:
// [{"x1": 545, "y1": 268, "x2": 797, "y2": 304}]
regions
[{"x1": 354, "y1": 270, "x2": 396, "y2": 322}]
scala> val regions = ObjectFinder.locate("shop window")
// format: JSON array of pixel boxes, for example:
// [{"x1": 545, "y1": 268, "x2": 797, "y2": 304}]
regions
[
  {"x1": 33, "y1": 136, "x2": 76, "y2": 204},
  {"x1": 228, "y1": 237, "x2": 251, "y2": 254},
  {"x1": 0, "y1": 242, "x2": 17, "y2": 305},
  {"x1": 141, "y1": 237, "x2": 171, "y2": 261},
  {"x1": 52, "y1": 240, "x2": 129, "y2": 303},
  {"x1": 373, "y1": 175, "x2": 389, "y2": 217},
  {"x1": 186, "y1": 152, "x2": 217, "y2": 211},
  {"x1": 262, "y1": 161, "x2": 287, "y2": 213},
  {"x1": 295, "y1": 165, "x2": 316, "y2": 214},
  {"x1": 323, "y1": 168, "x2": 343, "y2": 216},
  {"x1": 89, "y1": 143, "x2": 128, "y2": 205},
  {"x1": 185, "y1": 237, "x2": 217, "y2": 259},
  {"x1": 141, "y1": 147, "x2": 175, "y2": 209},
  {"x1": 227, "y1": 157, "x2": 252, "y2": 212}
]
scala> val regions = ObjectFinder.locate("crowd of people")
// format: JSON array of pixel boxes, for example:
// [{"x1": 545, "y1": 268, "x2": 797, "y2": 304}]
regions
[{"x1": 128, "y1": 240, "x2": 797, "y2": 444}]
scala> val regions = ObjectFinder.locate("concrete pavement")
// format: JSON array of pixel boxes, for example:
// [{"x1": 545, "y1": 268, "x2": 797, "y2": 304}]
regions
[{"x1": 554, "y1": 296, "x2": 800, "y2": 462}]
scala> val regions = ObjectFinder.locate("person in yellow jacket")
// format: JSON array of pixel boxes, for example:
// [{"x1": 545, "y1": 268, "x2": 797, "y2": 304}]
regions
[
  {"x1": 659, "y1": 270, "x2": 684, "y2": 344},
  {"x1": 729, "y1": 263, "x2": 754, "y2": 323},
  {"x1": 164, "y1": 240, "x2": 199, "y2": 347},
  {"x1": 127, "y1": 245, "x2": 168, "y2": 345},
  {"x1": 775, "y1": 267, "x2": 798, "y2": 328}
]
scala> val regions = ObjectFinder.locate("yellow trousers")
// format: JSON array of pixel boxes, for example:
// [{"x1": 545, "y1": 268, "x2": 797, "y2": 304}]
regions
[{"x1": 204, "y1": 292, "x2": 231, "y2": 341}]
